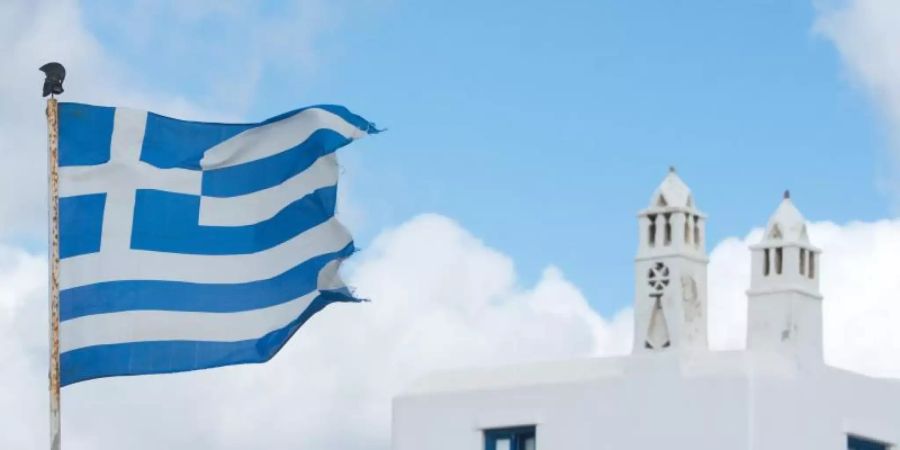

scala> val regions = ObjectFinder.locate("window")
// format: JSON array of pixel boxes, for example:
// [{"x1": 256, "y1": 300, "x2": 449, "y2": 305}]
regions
[
  {"x1": 799, "y1": 249, "x2": 806, "y2": 275},
  {"x1": 656, "y1": 194, "x2": 668, "y2": 207},
  {"x1": 663, "y1": 213, "x2": 672, "y2": 246},
  {"x1": 648, "y1": 215, "x2": 657, "y2": 247},
  {"x1": 775, "y1": 247, "x2": 783, "y2": 275},
  {"x1": 485, "y1": 426, "x2": 535, "y2": 450},
  {"x1": 808, "y1": 251, "x2": 815, "y2": 279},
  {"x1": 848, "y1": 435, "x2": 890, "y2": 450},
  {"x1": 693, "y1": 216, "x2": 700, "y2": 247},
  {"x1": 764, "y1": 248, "x2": 770, "y2": 276}
]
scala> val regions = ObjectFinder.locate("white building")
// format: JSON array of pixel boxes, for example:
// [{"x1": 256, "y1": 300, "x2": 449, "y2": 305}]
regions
[{"x1": 392, "y1": 170, "x2": 900, "y2": 450}]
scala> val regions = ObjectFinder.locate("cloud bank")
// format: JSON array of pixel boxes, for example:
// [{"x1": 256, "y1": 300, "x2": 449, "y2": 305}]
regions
[
  {"x1": 0, "y1": 0, "x2": 346, "y2": 239},
  {"x1": 0, "y1": 0, "x2": 213, "y2": 238},
  {"x1": 815, "y1": 0, "x2": 900, "y2": 204},
  {"x1": 2, "y1": 213, "x2": 900, "y2": 449},
  {"x1": 708, "y1": 219, "x2": 900, "y2": 379},
  {"x1": 0, "y1": 214, "x2": 629, "y2": 449}
]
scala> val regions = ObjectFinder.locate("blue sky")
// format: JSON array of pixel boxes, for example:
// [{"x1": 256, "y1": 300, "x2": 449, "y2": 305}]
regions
[{"x1": 79, "y1": 0, "x2": 891, "y2": 316}]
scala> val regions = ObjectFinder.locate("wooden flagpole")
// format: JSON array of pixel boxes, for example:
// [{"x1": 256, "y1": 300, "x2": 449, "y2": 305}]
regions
[
  {"x1": 47, "y1": 96, "x2": 61, "y2": 450},
  {"x1": 41, "y1": 62, "x2": 65, "y2": 450}
]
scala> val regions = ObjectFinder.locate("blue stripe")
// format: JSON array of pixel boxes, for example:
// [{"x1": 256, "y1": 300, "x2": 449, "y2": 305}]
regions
[
  {"x1": 58, "y1": 103, "x2": 377, "y2": 171},
  {"x1": 60, "y1": 242, "x2": 355, "y2": 321},
  {"x1": 59, "y1": 194, "x2": 106, "y2": 258},
  {"x1": 60, "y1": 291, "x2": 351, "y2": 386},
  {"x1": 201, "y1": 129, "x2": 350, "y2": 197},
  {"x1": 59, "y1": 103, "x2": 115, "y2": 167},
  {"x1": 130, "y1": 185, "x2": 337, "y2": 255},
  {"x1": 303, "y1": 104, "x2": 381, "y2": 135},
  {"x1": 140, "y1": 105, "x2": 379, "y2": 171},
  {"x1": 141, "y1": 113, "x2": 253, "y2": 170}
]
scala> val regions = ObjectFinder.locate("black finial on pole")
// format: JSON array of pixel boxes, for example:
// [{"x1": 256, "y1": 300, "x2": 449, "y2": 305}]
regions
[
  {"x1": 783, "y1": 189, "x2": 790, "y2": 200},
  {"x1": 39, "y1": 62, "x2": 66, "y2": 98}
]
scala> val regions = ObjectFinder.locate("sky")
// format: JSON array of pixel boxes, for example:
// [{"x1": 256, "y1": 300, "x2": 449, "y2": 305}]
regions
[
  {"x1": 1, "y1": 0, "x2": 900, "y2": 449},
  {"x1": 77, "y1": 0, "x2": 897, "y2": 316}
]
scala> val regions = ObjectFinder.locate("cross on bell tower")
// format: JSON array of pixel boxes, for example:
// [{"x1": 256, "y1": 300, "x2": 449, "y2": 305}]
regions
[{"x1": 633, "y1": 168, "x2": 709, "y2": 353}]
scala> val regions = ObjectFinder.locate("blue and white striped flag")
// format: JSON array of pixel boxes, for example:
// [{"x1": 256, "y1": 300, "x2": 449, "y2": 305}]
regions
[{"x1": 57, "y1": 103, "x2": 377, "y2": 386}]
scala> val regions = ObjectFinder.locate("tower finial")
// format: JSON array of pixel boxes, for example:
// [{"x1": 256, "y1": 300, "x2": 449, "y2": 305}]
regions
[
  {"x1": 783, "y1": 189, "x2": 790, "y2": 200},
  {"x1": 669, "y1": 165, "x2": 676, "y2": 173}
]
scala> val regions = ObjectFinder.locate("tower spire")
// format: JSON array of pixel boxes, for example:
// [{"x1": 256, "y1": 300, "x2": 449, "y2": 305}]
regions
[
  {"x1": 633, "y1": 168, "x2": 709, "y2": 354},
  {"x1": 747, "y1": 193, "x2": 822, "y2": 362}
]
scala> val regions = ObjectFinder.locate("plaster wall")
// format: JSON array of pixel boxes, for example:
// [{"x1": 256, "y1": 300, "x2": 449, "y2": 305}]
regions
[
  {"x1": 394, "y1": 354, "x2": 751, "y2": 450},
  {"x1": 393, "y1": 353, "x2": 900, "y2": 450}
]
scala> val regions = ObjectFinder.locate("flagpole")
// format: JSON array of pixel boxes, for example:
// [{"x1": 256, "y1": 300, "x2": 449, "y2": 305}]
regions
[
  {"x1": 41, "y1": 62, "x2": 65, "y2": 450},
  {"x1": 47, "y1": 96, "x2": 61, "y2": 450}
]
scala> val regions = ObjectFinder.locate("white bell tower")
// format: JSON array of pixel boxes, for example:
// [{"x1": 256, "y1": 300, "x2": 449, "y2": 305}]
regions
[
  {"x1": 746, "y1": 192, "x2": 822, "y2": 361},
  {"x1": 633, "y1": 168, "x2": 709, "y2": 353}
]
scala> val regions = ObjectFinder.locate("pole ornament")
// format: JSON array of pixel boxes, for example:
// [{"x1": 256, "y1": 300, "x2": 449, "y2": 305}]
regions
[{"x1": 40, "y1": 62, "x2": 66, "y2": 98}]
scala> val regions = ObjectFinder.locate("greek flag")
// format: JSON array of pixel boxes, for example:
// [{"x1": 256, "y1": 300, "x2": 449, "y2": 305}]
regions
[{"x1": 57, "y1": 103, "x2": 377, "y2": 386}]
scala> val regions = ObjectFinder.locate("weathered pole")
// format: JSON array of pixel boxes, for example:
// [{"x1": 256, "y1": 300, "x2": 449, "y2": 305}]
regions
[
  {"x1": 40, "y1": 62, "x2": 65, "y2": 450},
  {"x1": 47, "y1": 96, "x2": 61, "y2": 450}
]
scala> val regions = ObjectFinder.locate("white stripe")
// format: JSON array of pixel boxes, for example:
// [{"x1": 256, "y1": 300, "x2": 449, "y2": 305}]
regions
[
  {"x1": 60, "y1": 164, "x2": 200, "y2": 197},
  {"x1": 60, "y1": 217, "x2": 351, "y2": 289},
  {"x1": 101, "y1": 109, "x2": 144, "y2": 253},
  {"x1": 198, "y1": 153, "x2": 339, "y2": 226},
  {"x1": 317, "y1": 259, "x2": 345, "y2": 291},
  {"x1": 200, "y1": 108, "x2": 365, "y2": 170},
  {"x1": 60, "y1": 291, "x2": 319, "y2": 353}
]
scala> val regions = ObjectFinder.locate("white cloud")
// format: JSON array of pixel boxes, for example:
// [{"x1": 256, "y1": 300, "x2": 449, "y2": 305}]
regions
[
  {"x1": 2, "y1": 212, "x2": 899, "y2": 448},
  {"x1": 815, "y1": 0, "x2": 900, "y2": 128},
  {"x1": 707, "y1": 231, "x2": 760, "y2": 351},
  {"x1": 82, "y1": 0, "x2": 344, "y2": 113},
  {"x1": 0, "y1": 0, "x2": 208, "y2": 239},
  {"x1": 0, "y1": 244, "x2": 46, "y2": 449},
  {"x1": 0, "y1": 214, "x2": 628, "y2": 449},
  {"x1": 708, "y1": 219, "x2": 900, "y2": 377},
  {"x1": 0, "y1": 0, "x2": 348, "y2": 239},
  {"x1": 814, "y1": 0, "x2": 900, "y2": 203}
]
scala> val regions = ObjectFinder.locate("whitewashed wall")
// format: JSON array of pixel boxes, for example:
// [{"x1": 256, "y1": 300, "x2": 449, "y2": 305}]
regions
[{"x1": 393, "y1": 352, "x2": 900, "y2": 450}]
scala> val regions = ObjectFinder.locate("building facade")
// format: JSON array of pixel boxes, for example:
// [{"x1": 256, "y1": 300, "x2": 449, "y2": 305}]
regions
[{"x1": 392, "y1": 170, "x2": 900, "y2": 450}]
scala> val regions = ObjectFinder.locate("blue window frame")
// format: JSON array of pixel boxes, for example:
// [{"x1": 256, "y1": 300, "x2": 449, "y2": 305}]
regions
[
  {"x1": 484, "y1": 426, "x2": 535, "y2": 450},
  {"x1": 849, "y1": 435, "x2": 890, "y2": 450}
]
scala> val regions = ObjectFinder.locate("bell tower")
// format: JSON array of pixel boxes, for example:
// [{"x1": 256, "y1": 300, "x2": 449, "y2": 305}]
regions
[
  {"x1": 633, "y1": 168, "x2": 709, "y2": 353},
  {"x1": 746, "y1": 192, "x2": 822, "y2": 361}
]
